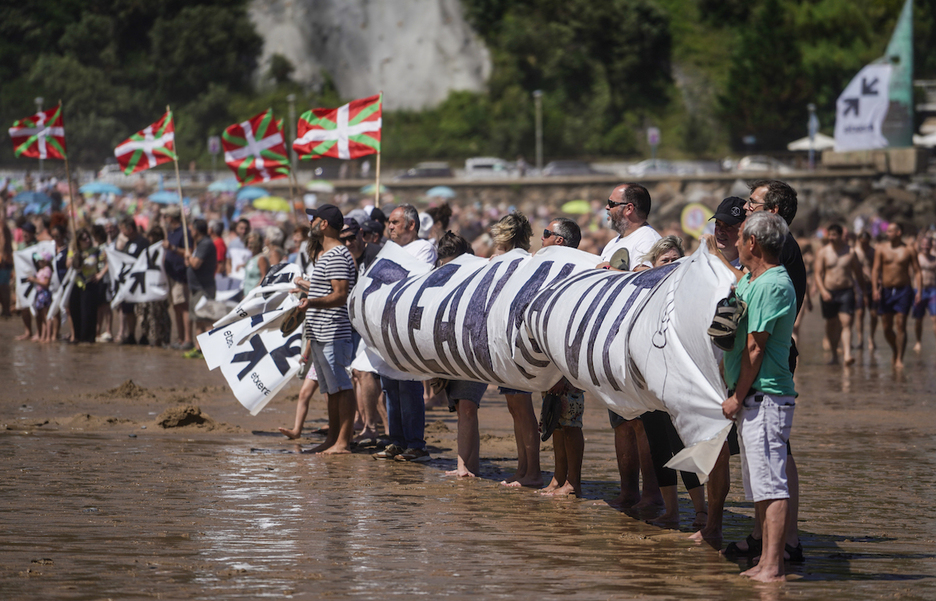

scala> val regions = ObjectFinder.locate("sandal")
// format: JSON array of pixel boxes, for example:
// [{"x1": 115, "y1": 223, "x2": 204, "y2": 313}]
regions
[
  {"x1": 723, "y1": 534, "x2": 762, "y2": 558},
  {"x1": 707, "y1": 292, "x2": 748, "y2": 351},
  {"x1": 785, "y1": 542, "x2": 805, "y2": 563}
]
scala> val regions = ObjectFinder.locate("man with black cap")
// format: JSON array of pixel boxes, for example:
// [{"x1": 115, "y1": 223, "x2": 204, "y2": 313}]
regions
[
  {"x1": 281, "y1": 204, "x2": 357, "y2": 454},
  {"x1": 361, "y1": 219, "x2": 384, "y2": 246}
]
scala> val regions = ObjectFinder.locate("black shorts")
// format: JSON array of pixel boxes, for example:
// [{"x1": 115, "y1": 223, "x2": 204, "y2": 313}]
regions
[
  {"x1": 120, "y1": 301, "x2": 135, "y2": 315},
  {"x1": 820, "y1": 287, "x2": 856, "y2": 319}
]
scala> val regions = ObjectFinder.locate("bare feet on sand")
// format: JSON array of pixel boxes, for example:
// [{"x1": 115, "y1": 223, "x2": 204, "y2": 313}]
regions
[
  {"x1": 608, "y1": 494, "x2": 640, "y2": 509},
  {"x1": 15, "y1": 332, "x2": 31, "y2": 340},
  {"x1": 501, "y1": 476, "x2": 544, "y2": 488},
  {"x1": 689, "y1": 526, "x2": 722, "y2": 546},
  {"x1": 319, "y1": 445, "x2": 352, "y2": 455},
  {"x1": 445, "y1": 468, "x2": 477, "y2": 478},
  {"x1": 541, "y1": 482, "x2": 578, "y2": 497},
  {"x1": 277, "y1": 427, "x2": 302, "y2": 440},
  {"x1": 741, "y1": 564, "x2": 787, "y2": 583}
]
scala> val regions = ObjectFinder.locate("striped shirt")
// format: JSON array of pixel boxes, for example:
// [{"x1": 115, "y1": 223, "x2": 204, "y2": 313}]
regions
[{"x1": 304, "y1": 245, "x2": 356, "y2": 342}]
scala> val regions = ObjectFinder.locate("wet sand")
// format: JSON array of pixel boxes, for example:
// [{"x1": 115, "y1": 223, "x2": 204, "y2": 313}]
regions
[{"x1": 2, "y1": 309, "x2": 936, "y2": 600}]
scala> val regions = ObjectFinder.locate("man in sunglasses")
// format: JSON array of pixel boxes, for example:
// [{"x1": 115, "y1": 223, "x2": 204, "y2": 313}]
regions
[{"x1": 598, "y1": 183, "x2": 661, "y2": 271}]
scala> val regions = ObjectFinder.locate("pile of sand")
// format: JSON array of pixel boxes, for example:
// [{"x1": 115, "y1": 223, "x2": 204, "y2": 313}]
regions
[
  {"x1": 156, "y1": 405, "x2": 216, "y2": 429},
  {"x1": 95, "y1": 380, "x2": 156, "y2": 401},
  {"x1": 60, "y1": 414, "x2": 135, "y2": 429}
]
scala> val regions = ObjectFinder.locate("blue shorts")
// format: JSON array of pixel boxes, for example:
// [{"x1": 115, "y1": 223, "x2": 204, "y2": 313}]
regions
[
  {"x1": 912, "y1": 287, "x2": 936, "y2": 318},
  {"x1": 878, "y1": 285, "x2": 914, "y2": 315},
  {"x1": 0, "y1": 267, "x2": 11, "y2": 286},
  {"x1": 498, "y1": 386, "x2": 529, "y2": 395},
  {"x1": 309, "y1": 338, "x2": 353, "y2": 395}
]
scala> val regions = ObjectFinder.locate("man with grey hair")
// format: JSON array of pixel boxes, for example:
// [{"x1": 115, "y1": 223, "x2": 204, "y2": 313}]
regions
[
  {"x1": 373, "y1": 204, "x2": 436, "y2": 462},
  {"x1": 540, "y1": 217, "x2": 582, "y2": 250},
  {"x1": 721, "y1": 211, "x2": 797, "y2": 583}
]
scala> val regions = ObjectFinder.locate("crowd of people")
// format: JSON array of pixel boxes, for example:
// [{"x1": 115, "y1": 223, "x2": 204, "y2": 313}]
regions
[{"x1": 4, "y1": 175, "x2": 936, "y2": 584}]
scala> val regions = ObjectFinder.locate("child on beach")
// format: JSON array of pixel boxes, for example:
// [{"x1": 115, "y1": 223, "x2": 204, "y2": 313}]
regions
[{"x1": 28, "y1": 251, "x2": 53, "y2": 342}]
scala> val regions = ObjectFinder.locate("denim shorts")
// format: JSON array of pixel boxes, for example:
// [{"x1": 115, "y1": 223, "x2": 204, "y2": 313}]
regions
[
  {"x1": 738, "y1": 393, "x2": 795, "y2": 502},
  {"x1": 309, "y1": 338, "x2": 353, "y2": 395}
]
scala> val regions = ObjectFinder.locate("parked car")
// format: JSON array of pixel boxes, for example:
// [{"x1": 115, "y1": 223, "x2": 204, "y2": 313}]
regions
[
  {"x1": 465, "y1": 157, "x2": 513, "y2": 178},
  {"x1": 735, "y1": 155, "x2": 793, "y2": 174},
  {"x1": 542, "y1": 161, "x2": 603, "y2": 176},
  {"x1": 395, "y1": 162, "x2": 453, "y2": 179},
  {"x1": 627, "y1": 159, "x2": 680, "y2": 177}
]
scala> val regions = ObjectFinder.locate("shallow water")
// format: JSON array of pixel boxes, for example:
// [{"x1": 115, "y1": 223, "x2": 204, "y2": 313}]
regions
[{"x1": 2, "y1": 311, "x2": 936, "y2": 599}]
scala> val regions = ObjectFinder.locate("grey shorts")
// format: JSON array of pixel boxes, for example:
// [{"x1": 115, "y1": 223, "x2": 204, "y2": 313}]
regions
[
  {"x1": 738, "y1": 393, "x2": 795, "y2": 502},
  {"x1": 447, "y1": 380, "x2": 489, "y2": 409},
  {"x1": 309, "y1": 338, "x2": 353, "y2": 395}
]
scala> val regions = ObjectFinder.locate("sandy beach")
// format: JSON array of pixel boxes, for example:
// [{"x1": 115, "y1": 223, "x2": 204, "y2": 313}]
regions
[{"x1": 2, "y1": 307, "x2": 936, "y2": 600}]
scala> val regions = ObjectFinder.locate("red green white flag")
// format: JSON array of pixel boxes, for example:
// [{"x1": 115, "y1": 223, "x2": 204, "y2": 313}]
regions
[
  {"x1": 222, "y1": 109, "x2": 290, "y2": 185},
  {"x1": 9, "y1": 104, "x2": 67, "y2": 160},
  {"x1": 114, "y1": 111, "x2": 176, "y2": 175},
  {"x1": 293, "y1": 94, "x2": 381, "y2": 160}
]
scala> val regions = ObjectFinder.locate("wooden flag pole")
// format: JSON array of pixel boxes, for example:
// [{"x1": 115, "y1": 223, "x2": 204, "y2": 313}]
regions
[
  {"x1": 289, "y1": 169, "x2": 301, "y2": 226},
  {"x1": 374, "y1": 92, "x2": 383, "y2": 208},
  {"x1": 168, "y1": 105, "x2": 189, "y2": 254},
  {"x1": 59, "y1": 100, "x2": 78, "y2": 242}
]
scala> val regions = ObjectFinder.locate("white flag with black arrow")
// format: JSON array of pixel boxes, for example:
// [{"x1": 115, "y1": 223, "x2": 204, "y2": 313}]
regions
[{"x1": 834, "y1": 62, "x2": 892, "y2": 151}]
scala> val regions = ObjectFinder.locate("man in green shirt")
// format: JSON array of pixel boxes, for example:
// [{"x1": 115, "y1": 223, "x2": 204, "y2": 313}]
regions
[{"x1": 721, "y1": 211, "x2": 797, "y2": 583}]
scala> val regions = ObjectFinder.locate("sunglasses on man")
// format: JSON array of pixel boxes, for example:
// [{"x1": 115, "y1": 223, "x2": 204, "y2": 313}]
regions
[
  {"x1": 543, "y1": 229, "x2": 563, "y2": 239},
  {"x1": 607, "y1": 198, "x2": 632, "y2": 209}
]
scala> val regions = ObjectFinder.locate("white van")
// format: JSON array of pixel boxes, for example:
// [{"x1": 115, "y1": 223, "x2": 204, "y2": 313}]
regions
[{"x1": 464, "y1": 157, "x2": 513, "y2": 179}]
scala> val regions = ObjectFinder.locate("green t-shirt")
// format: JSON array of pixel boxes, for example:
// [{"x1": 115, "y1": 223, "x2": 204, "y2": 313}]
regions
[{"x1": 724, "y1": 266, "x2": 797, "y2": 397}]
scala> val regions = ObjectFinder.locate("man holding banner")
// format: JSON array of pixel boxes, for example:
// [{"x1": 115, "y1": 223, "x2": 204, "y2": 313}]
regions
[
  {"x1": 162, "y1": 207, "x2": 193, "y2": 351},
  {"x1": 282, "y1": 205, "x2": 357, "y2": 453},
  {"x1": 115, "y1": 217, "x2": 149, "y2": 345}
]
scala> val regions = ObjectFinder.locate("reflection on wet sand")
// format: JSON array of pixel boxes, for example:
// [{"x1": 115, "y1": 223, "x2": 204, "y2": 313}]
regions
[{"x1": 2, "y1": 310, "x2": 936, "y2": 599}]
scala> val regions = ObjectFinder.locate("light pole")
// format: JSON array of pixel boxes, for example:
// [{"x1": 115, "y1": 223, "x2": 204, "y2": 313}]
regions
[
  {"x1": 287, "y1": 94, "x2": 298, "y2": 173},
  {"x1": 533, "y1": 90, "x2": 543, "y2": 171},
  {"x1": 35, "y1": 97, "x2": 44, "y2": 175},
  {"x1": 807, "y1": 103, "x2": 819, "y2": 171}
]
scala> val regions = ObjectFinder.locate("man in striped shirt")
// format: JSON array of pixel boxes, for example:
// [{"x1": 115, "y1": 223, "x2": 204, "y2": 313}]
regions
[{"x1": 286, "y1": 204, "x2": 357, "y2": 453}]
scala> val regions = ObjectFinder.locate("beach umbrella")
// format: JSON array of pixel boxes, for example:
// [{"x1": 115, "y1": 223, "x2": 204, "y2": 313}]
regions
[
  {"x1": 11, "y1": 191, "x2": 54, "y2": 205},
  {"x1": 148, "y1": 191, "x2": 189, "y2": 205},
  {"x1": 208, "y1": 178, "x2": 240, "y2": 193},
  {"x1": 560, "y1": 199, "x2": 591, "y2": 215},
  {"x1": 236, "y1": 186, "x2": 268, "y2": 201},
  {"x1": 306, "y1": 180, "x2": 335, "y2": 193},
  {"x1": 79, "y1": 182, "x2": 123, "y2": 195},
  {"x1": 360, "y1": 184, "x2": 388, "y2": 195},
  {"x1": 252, "y1": 196, "x2": 292, "y2": 213},
  {"x1": 24, "y1": 199, "x2": 52, "y2": 215},
  {"x1": 426, "y1": 185, "x2": 456, "y2": 199},
  {"x1": 786, "y1": 133, "x2": 835, "y2": 152}
]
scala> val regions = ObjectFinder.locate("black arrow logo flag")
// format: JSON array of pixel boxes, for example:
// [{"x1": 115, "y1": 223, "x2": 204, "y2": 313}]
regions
[
  {"x1": 233, "y1": 336, "x2": 268, "y2": 380},
  {"x1": 861, "y1": 77, "x2": 880, "y2": 95},
  {"x1": 843, "y1": 98, "x2": 860, "y2": 117}
]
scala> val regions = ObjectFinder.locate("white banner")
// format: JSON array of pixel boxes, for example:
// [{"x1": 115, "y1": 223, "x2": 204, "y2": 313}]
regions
[
  {"x1": 13, "y1": 241, "x2": 55, "y2": 314},
  {"x1": 349, "y1": 242, "x2": 737, "y2": 476},
  {"x1": 211, "y1": 262, "x2": 302, "y2": 329},
  {"x1": 106, "y1": 242, "x2": 169, "y2": 308},
  {"x1": 834, "y1": 63, "x2": 892, "y2": 151},
  {"x1": 348, "y1": 242, "x2": 601, "y2": 390},
  {"x1": 198, "y1": 319, "x2": 304, "y2": 415}
]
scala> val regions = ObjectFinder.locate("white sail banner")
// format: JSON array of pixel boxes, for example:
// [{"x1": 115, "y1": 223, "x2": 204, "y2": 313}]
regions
[{"x1": 834, "y1": 63, "x2": 893, "y2": 151}]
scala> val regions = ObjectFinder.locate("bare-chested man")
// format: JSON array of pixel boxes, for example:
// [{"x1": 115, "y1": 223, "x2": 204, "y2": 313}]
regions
[
  {"x1": 815, "y1": 224, "x2": 864, "y2": 365},
  {"x1": 871, "y1": 222, "x2": 922, "y2": 369},
  {"x1": 854, "y1": 231, "x2": 877, "y2": 350},
  {"x1": 912, "y1": 233, "x2": 936, "y2": 352}
]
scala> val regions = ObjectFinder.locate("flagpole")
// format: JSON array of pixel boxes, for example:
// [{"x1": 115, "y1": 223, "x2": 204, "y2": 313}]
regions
[
  {"x1": 168, "y1": 105, "x2": 189, "y2": 254},
  {"x1": 374, "y1": 92, "x2": 383, "y2": 208},
  {"x1": 289, "y1": 170, "x2": 301, "y2": 226},
  {"x1": 58, "y1": 100, "x2": 78, "y2": 242}
]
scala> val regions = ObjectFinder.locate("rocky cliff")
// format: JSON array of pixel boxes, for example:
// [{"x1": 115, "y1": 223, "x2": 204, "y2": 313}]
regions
[{"x1": 249, "y1": 0, "x2": 491, "y2": 110}]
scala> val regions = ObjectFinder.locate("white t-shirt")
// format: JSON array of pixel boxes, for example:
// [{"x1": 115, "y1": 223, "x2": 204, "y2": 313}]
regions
[
  {"x1": 403, "y1": 238, "x2": 437, "y2": 266},
  {"x1": 599, "y1": 224, "x2": 661, "y2": 270}
]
